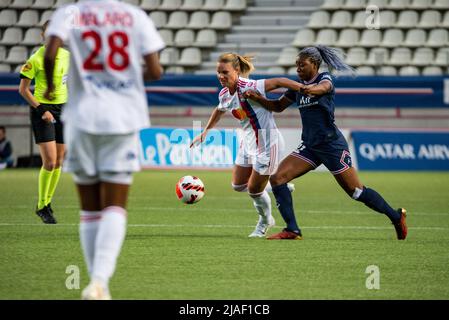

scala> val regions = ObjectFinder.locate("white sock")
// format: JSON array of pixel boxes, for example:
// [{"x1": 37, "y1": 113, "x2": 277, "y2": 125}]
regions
[
  {"x1": 79, "y1": 210, "x2": 102, "y2": 275},
  {"x1": 91, "y1": 206, "x2": 127, "y2": 288},
  {"x1": 264, "y1": 182, "x2": 272, "y2": 193},
  {"x1": 250, "y1": 190, "x2": 272, "y2": 222},
  {"x1": 265, "y1": 182, "x2": 295, "y2": 193}
]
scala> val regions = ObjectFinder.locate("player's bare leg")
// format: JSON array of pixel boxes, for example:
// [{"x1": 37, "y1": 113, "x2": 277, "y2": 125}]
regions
[{"x1": 231, "y1": 164, "x2": 252, "y2": 192}]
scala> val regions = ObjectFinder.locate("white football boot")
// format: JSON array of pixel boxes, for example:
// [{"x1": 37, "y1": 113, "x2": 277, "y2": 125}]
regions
[
  {"x1": 81, "y1": 280, "x2": 111, "y2": 300},
  {"x1": 248, "y1": 215, "x2": 275, "y2": 238}
]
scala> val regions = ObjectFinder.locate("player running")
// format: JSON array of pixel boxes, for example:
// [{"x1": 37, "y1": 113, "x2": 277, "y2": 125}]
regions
[
  {"x1": 243, "y1": 45, "x2": 407, "y2": 240},
  {"x1": 191, "y1": 53, "x2": 302, "y2": 238},
  {"x1": 43, "y1": 0, "x2": 164, "y2": 299}
]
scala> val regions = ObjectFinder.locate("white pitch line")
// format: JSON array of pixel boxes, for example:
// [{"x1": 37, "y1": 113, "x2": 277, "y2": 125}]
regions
[{"x1": 0, "y1": 223, "x2": 447, "y2": 231}]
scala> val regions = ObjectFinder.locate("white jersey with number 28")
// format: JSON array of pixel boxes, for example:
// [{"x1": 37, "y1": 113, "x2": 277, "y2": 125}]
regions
[{"x1": 46, "y1": 0, "x2": 165, "y2": 134}]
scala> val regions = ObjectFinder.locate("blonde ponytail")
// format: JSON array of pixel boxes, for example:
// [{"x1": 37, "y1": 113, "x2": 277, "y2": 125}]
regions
[{"x1": 218, "y1": 52, "x2": 255, "y2": 77}]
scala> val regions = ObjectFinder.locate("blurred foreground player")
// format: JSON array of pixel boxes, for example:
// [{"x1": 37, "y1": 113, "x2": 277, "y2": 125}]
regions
[{"x1": 44, "y1": 0, "x2": 164, "y2": 299}]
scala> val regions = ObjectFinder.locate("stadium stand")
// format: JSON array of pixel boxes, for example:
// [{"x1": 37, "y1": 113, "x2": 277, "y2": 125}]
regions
[{"x1": 0, "y1": 0, "x2": 447, "y2": 75}]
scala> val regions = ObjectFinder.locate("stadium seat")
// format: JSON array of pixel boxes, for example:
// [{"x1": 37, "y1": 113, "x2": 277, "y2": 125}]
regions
[
  {"x1": 389, "y1": 47, "x2": 412, "y2": 66},
  {"x1": 38, "y1": 9, "x2": 54, "y2": 26},
  {"x1": 356, "y1": 66, "x2": 375, "y2": 75},
  {"x1": 388, "y1": 0, "x2": 410, "y2": 10},
  {"x1": 396, "y1": 10, "x2": 419, "y2": 28},
  {"x1": 159, "y1": 47, "x2": 179, "y2": 65},
  {"x1": 329, "y1": 10, "x2": 352, "y2": 29},
  {"x1": 287, "y1": 66, "x2": 298, "y2": 75},
  {"x1": 158, "y1": 29, "x2": 174, "y2": 46},
  {"x1": 180, "y1": 0, "x2": 202, "y2": 11},
  {"x1": 321, "y1": 0, "x2": 344, "y2": 10},
  {"x1": 174, "y1": 29, "x2": 195, "y2": 47},
  {"x1": 336, "y1": 28, "x2": 359, "y2": 48},
  {"x1": 14, "y1": 64, "x2": 23, "y2": 72},
  {"x1": 426, "y1": 29, "x2": 448, "y2": 48},
  {"x1": 377, "y1": 66, "x2": 397, "y2": 75},
  {"x1": 202, "y1": 0, "x2": 224, "y2": 11},
  {"x1": 159, "y1": 0, "x2": 182, "y2": 10},
  {"x1": 359, "y1": 29, "x2": 381, "y2": 47},
  {"x1": 0, "y1": 9, "x2": 17, "y2": 26},
  {"x1": 409, "y1": 0, "x2": 432, "y2": 9},
  {"x1": 187, "y1": 11, "x2": 210, "y2": 29},
  {"x1": 164, "y1": 66, "x2": 185, "y2": 74},
  {"x1": 277, "y1": 47, "x2": 298, "y2": 67},
  {"x1": 351, "y1": 10, "x2": 367, "y2": 28},
  {"x1": 22, "y1": 27, "x2": 42, "y2": 45},
  {"x1": 165, "y1": 11, "x2": 188, "y2": 29},
  {"x1": 52, "y1": 0, "x2": 73, "y2": 8},
  {"x1": 366, "y1": 0, "x2": 388, "y2": 8},
  {"x1": 123, "y1": 0, "x2": 140, "y2": 5},
  {"x1": 149, "y1": 11, "x2": 167, "y2": 28},
  {"x1": 0, "y1": 64, "x2": 11, "y2": 72},
  {"x1": 433, "y1": 47, "x2": 449, "y2": 66},
  {"x1": 379, "y1": 10, "x2": 396, "y2": 28},
  {"x1": 209, "y1": 11, "x2": 231, "y2": 30},
  {"x1": 315, "y1": 29, "x2": 338, "y2": 46},
  {"x1": 9, "y1": 0, "x2": 33, "y2": 8},
  {"x1": 16, "y1": 9, "x2": 39, "y2": 27},
  {"x1": 1, "y1": 27, "x2": 23, "y2": 45},
  {"x1": 421, "y1": 66, "x2": 443, "y2": 75},
  {"x1": 418, "y1": 10, "x2": 441, "y2": 29},
  {"x1": 141, "y1": 0, "x2": 161, "y2": 10},
  {"x1": 411, "y1": 47, "x2": 434, "y2": 66},
  {"x1": 4, "y1": 46, "x2": 28, "y2": 64},
  {"x1": 365, "y1": 47, "x2": 389, "y2": 65},
  {"x1": 194, "y1": 29, "x2": 217, "y2": 47},
  {"x1": 381, "y1": 29, "x2": 404, "y2": 47},
  {"x1": 224, "y1": 0, "x2": 247, "y2": 11},
  {"x1": 266, "y1": 66, "x2": 285, "y2": 74},
  {"x1": 177, "y1": 47, "x2": 202, "y2": 66},
  {"x1": 0, "y1": 45, "x2": 5, "y2": 60},
  {"x1": 31, "y1": 0, "x2": 54, "y2": 9},
  {"x1": 398, "y1": 66, "x2": 420, "y2": 76},
  {"x1": 344, "y1": 0, "x2": 366, "y2": 10},
  {"x1": 403, "y1": 29, "x2": 427, "y2": 48},
  {"x1": 292, "y1": 28, "x2": 315, "y2": 47},
  {"x1": 434, "y1": 0, "x2": 449, "y2": 9},
  {"x1": 0, "y1": 0, "x2": 12, "y2": 8},
  {"x1": 345, "y1": 47, "x2": 367, "y2": 66},
  {"x1": 307, "y1": 11, "x2": 330, "y2": 29}
]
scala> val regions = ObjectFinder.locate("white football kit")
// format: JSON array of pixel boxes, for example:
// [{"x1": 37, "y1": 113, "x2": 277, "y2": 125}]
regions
[
  {"x1": 217, "y1": 77, "x2": 284, "y2": 175},
  {"x1": 46, "y1": 0, "x2": 165, "y2": 183}
]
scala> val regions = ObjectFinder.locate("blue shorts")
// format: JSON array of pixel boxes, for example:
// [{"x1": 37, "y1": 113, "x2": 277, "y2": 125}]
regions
[{"x1": 291, "y1": 142, "x2": 353, "y2": 175}]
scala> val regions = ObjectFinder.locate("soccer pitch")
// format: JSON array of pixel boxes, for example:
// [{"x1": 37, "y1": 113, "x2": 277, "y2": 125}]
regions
[{"x1": 0, "y1": 169, "x2": 448, "y2": 300}]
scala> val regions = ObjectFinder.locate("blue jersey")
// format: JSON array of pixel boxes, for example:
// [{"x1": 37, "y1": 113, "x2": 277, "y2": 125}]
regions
[{"x1": 284, "y1": 72, "x2": 346, "y2": 148}]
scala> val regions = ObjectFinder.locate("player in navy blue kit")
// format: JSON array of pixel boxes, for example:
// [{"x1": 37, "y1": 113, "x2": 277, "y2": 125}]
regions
[{"x1": 243, "y1": 45, "x2": 407, "y2": 240}]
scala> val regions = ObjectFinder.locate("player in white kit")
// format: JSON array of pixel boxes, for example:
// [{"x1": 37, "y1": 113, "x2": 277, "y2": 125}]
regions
[
  {"x1": 43, "y1": 0, "x2": 164, "y2": 299},
  {"x1": 191, "y1": 53, "x2": 302, "y2": 238}
]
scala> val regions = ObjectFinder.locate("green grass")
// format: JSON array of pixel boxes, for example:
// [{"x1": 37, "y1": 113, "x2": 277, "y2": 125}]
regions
[{"x1": 0, "y1": 169, "x2": 448, "y2": 300}]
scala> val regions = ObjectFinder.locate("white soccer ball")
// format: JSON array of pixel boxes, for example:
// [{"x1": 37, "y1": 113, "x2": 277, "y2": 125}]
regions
[{"x1": 176, "y1": 175, "x2": 205, "y2": 204}]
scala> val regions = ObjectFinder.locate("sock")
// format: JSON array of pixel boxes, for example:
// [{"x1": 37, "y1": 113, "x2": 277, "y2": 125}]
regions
[
  {"x1": 272, "y1": 183, "x2": 301, "y2": 234},
  {"x1": 46, "y1": 167, "x2": 61, "y2": 206},
  {"x1": 265, "y1": 182, "x2": 294, "y2": 193},
  {"x1": 354, "y1": 187, "x2": 400, "y2": 223},
  {"x1": 232, "y1": 183, "x2": 248, "y2": 192},
  {"x1": 80, "y1": 210, "x2": 102, "y2": 274},
  {"x1": 38, "y1": 167, "x2": 53, "y2": 210},
  {"x1": 265, "y1": 182, "x2": 272, "y2": 193},
  {"x1": 91, "y1": 206, "x2": 127, "y2": 287},
  {"x1": 250, "y1": 190, "x2": 272, "y2": 222}
]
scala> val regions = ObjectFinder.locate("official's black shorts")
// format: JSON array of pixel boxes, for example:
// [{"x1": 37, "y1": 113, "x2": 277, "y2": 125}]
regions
[{"x1": 30, "y1": 103, "x2": 64, "y2": 144}]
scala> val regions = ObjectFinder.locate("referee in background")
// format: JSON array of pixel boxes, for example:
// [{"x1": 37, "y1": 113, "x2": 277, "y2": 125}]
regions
[{"x1": 19, "y1": 20, "x2": 70, "y2": 224}]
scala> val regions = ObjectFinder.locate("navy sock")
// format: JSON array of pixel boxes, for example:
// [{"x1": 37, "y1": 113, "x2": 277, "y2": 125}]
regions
[
  {"x1": 356, "y1": 187, "x2": 400, "y2": 223},
  {"x1": 272, "y1": 183, "x2": 301, "y2": 235}
]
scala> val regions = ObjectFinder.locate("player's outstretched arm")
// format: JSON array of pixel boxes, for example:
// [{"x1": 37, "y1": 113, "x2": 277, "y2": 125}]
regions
[
  {"x1": 243, "y1": 90, "x2": 292, "y2": 113},
  {"x1": 143, "y1": 52, "x2": 163, "y2": 81},
  {"x1": 190, "y1": 107, "x2": 225, "y2": 148},
  {"x1": 264, "y1": 77, "x2": 303, "y2": 92}
]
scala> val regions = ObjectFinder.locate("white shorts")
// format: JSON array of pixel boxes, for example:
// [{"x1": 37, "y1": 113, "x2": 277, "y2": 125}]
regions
[
  {"x1": 235, "y1": 135, "x2": 285, "y2": 176},
  {"x1": 64, "y1": 124, "x2": 141, "y2": 185}
]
